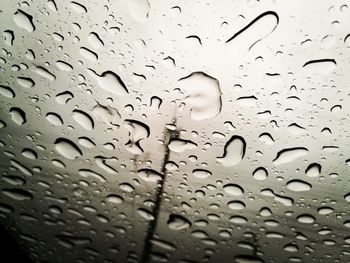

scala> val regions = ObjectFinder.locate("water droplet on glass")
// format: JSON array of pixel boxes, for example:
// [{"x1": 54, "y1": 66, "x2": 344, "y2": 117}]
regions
[
  {"x1": 87, "y1": 68, "x2": 128, "y2": 96},
  {"x1": 217, "y1": 136, "x2": 246, "y2": 167},
  {"x1": 297, "y1": 214, "x2": 315, "y2": 224},
  {"x1": 10, "y1": 107, "x2": 26, "y2": 125},
  {"x1": 178, "y1": 72, "x2": 221, "y2": 120},
  {"x1": 286, "y1": 180, "x2": 311, "y2": 192},
  {"x1": 252, "y1": 167, "x2": 268, "y2": 180},
  {"x1": 167, "y1": 214, "x2": 191, "y2": 230},
  {"x1": 2, "y1": 188, "x2": 33, "y2": 201},
  {"x1": 13, "y1": 10, "x2": 35, "y2": 32},
  {"x1": 223, "y1": 183, "x2": 244, "y2": 196},
  {"x1": 0, "y1": 85, "x2": 15, "y2": 98},
  {"x1": 273, "y1": 147, "x2": 308, "y2": 166},
  {"x1": 54, "y1": 138, "x2": 82, "y2": 159},
  {"x1": 72, "y1": 110, "x2": 94, "y2": 130}
]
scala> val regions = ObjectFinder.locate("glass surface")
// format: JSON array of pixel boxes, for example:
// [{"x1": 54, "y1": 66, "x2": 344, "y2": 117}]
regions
[{"x1": 0, "y1": 0, "x2": 350, "y2": 262}]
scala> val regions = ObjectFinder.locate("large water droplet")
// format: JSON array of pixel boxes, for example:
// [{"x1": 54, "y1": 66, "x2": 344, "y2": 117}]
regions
[
  {"x1": 54, "y1": 138, "x2": 82, "y2": 159},
  {"x1": 286, "y1": 180, "x2": 311, "y2": 192},
  {"x1": 46, "y1": 112, "x2": 63, "y2": 126},
  {"x1": 0, "y1": 85, "x2": 15, "y2": 98},
  {"x1": 10, "y1": 107, "x2": 26, "y2": 125},
  {"x1": 252, "y1": 167, "x2": 268, "y2": 180},
  {"x1": 72, "y1": 110, "x2": 94, "y2": 130},
  {"x1": 137, "y1": 208, "x2": 155, "y2": 220},
  {"x1": 273, "y1": 147, "x2": 308, "y2": 166},
  {"x1": 297, "y1": 214, "x2": 315, "y2": 224},
  {"x1": 228, "y1": 200, "x2": 245, "y2": 210},
  {"x1": 70, "y1": 1, "x2": 87, "y2": 13},
  {"x1": 33, "y1": 66, "x2": 56, "y2": 81},
  {"x1": 223, "y1": 183, "x2": 244, "y2": 196},
  {"x1": 178, "y1": 72, "x2": 221, "y2": 120},
  {"x1": 78, "y1": 169, "x2": 106, "y2": 183},
  {"x1": 305, "y1": 163, "x2": 321, "y2": 177},
  {"x1": 124, "y1": 119, "x2": 149, "y2": 154},
  {"x1": 88, "y1": 32, "x2": 104, "y2": 49},
  {"x1": 168, "y1": 139, "x2": 197, "y2": 153},
  {"x1": 17, "y1": 77, "x2": 35, "y2": 88},
  {"x1": 127, "y1": 0, "x2": 151, "y2": 23},
  {"x1": 87, "y1": 69, "x2": 128, "y2": 96},
  {"x1": 79, "y1": 47, "x2": 98, "y2": 62},
  {"x1": 217, "y1": 135, "x2": 246, "y2": 167},
  {"x1": 13, "y1": 10, "x2": 35, "y2": 32},
  {"x1": 2, "y1": 188, "x2": 33, "y2": 201},
  {"x1": 167, "y1": 214, "x2": 191, "y2": 230},
  {"x1": 137, "y1": 169, "x2": 163, "y2": 182},
  {"x1": 192, "y1": 169, "x2": 211, "y2": 179},
  {"x1": 56, "y1": 61, "x2": 73, "y2": 71},
  {"x1": 106, "y1": 194, "x2": 123, "y2": 204}
]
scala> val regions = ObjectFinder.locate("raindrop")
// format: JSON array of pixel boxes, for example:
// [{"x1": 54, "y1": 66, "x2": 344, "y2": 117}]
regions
[
  {"x1": 297, "y1": 214, "x2": 315, "y2": 224},
  {"x1": 78, "y1": 169, "x2": 106, "y2": 183},
  {"x1": 88, "y1": 32, "x2": 104, "y2": 49},
  {"x1": 284, "y1": 244, "x2": 299, "y2": 253},
  {"x1": 47, "y1": 0, "x2": 58, "y2": 11},
  {"x1": 22, "y1": 148, "x2": 37, "y2": 159},
  {"x1": 305, "y1": 163, "x2": 321, "y2": 177},
  {"x1": 3, "y1": 30, "x2": 14, "y2": 46},
  {"x1": 17, "y1": 77, "x2": 35, "y2": 88},
  {"x1": 13, "y1": 10, "x2": 35, "y2": 32},
  {"x1": 137, "y1": 208, "x2": 155, "y2": 220},
  {"x1": 72, "y1": 110, "x2": 94, "y2": 130},
  {"x1": 124, "y1": 119, "x2": 150, "y2": 154},
  {"x1": 78, "y1": 137, "x2": 95, "y2": 148},
  {"x1": 167, "y1": 214, "x2": 191, "y2": 230},
  {"x1": 223, "y1": 184, "x2": 244, "y2": 196},
  {"x1": 260, "y1": 207, "x2": 272, "y2": 217},
  {"x1": 54, "y1": 138, "x2": 82, "y2": 159},
  {"x1": 33, "y1": 65, "x2": 56, "y2": 81},
  {"x1": 10, "y1": 107, "x2": 26, "y2": 125},
  {"x1": 150, "y1": 239, "x2": 176, "y2": 251},
  {"x1": 286, "y1": 180, "x2": 311, "y2": 192},
  {"x1": 106, "y1": 194, "x2": 123, "y2": 204},
  {"x1": 344, "y1": 193, "x2": 350, "y2": 202},
  {"x1": 252, "y1": 167, "x2": 268, "y2": 180},
  {"x1": 169, "y1": 139, "x2": 197, "y2": 153},
  {"x1": 318, "y1": 207, "x2": 334, "y2": 215},
  {"x1": 120, "y1": 183, "x2": 134, "y2": 192},
  {"x1": 192, "y1": 169, "x2": 211, "y2": 179},
  {"x1": 10, "y1": 160, "x2": 33, "y2": 176},
  {"x1": 273, "y1": 147, "x2": 308, "y2": 166},
  {"x1": 56, "y1": 61, "x2": 73, "y2": 71},
  {"x1": 234, "y1": 255, "x2": 264, "y2": 263},
  {"x1": 46, "y1": 112, "x2": 63, "y2": 126},
  {"x1": 137, "y1": 169, "x2": 163, "y2": 182},
  {"x1": 258, "y1": 133, "x2": 274, "y2": 145},
  {"x1": 178, "y1": 72, "x2": 221, "y2": 120},
  {"x1": 303, "y1": 58, "x2": 336, "y2": 74},
  {"x1": 227, "y1": 200, "x2": 245, "y2": 210},
  {"x1": 70, "y1": 1, "x2": 87, "y2": 13},
  {"x1": 79, "y1": 47, "x2": 98, "y2": 62},
  {"x1": 55, "y1": 91, "x2": 73, "y2": 104},
  {"x1": 229, "y1": 215, "x2": 248, "y2": 224},
  {"x1": 2, "y1": 188, "x2": 33, "y2": 201},
  {"x1": 87, "y1": 68, "x2": 128, "y2": 96},
  {"x1": 0, "y1": 85, "x2": 15, "y2": 98},
  {"x1": 217, "y1": 135, "x2": 246, "y2": 167},
  {"x1": 127, "y1": 0, "x2": 150, "y2": 23}
]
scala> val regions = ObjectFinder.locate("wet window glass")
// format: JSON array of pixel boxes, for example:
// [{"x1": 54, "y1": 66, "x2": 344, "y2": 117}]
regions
[{"x1": 0, "y1": 0, "x2": 350, "y2": 262}]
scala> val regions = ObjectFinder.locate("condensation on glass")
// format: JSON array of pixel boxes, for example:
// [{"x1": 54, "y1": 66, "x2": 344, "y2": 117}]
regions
[{"x1": 0, "y1": 0, "x2": 350, "y2": 262}]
